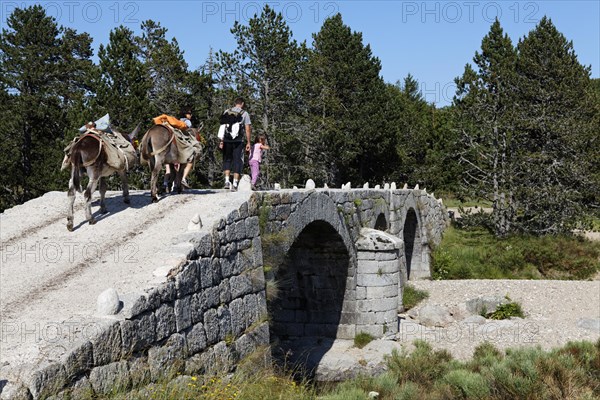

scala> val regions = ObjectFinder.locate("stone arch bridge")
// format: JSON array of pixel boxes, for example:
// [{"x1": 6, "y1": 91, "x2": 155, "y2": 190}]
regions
[{"x1": 0, "y1": 188, "x2": 446, "y2": 399}]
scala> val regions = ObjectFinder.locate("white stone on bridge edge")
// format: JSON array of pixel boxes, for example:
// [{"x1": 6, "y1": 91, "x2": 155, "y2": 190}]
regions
[
  {"x1": 305, "y1": 179, "x2": 315, "y2": 190},
  {"x1": 97, "y1": 288, "x2": 120, "y2": 315},
  {"x1": 363, "y1": 182, "x2": 369, "y2": 189},
  {"x1": 390, "y1": 182, "x2": 396, "y2": 190},
  {"x1": 187, "y1": 213, "x2": 202, "y2": 231}
]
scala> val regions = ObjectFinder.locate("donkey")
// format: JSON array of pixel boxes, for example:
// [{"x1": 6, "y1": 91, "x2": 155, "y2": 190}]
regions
[
  {"x1": 66, "y1": 126, "x2": 140, "y2": 231},
  {"x1": 139, "y1": 124, "x2": 202, "y2": 203}
]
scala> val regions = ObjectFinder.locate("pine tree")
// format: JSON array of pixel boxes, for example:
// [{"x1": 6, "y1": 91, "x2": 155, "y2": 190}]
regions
[
  {"x1": 308, "y1": 14, "x2": 390, "y2": 186},
  {"x1": 217, "y1": 5, "x2": 306, "y2": 186},
  {"x1": 454, "y1": 19, "x2": 519, "y2": 237},
  {"x1": 513, "y1": 16, "x2": 595, "y2": 234},
  {"x1": 94, "y1": 26, "x2": 151, "y2": 131},
  {"x1": 0, "y1": 5, "x2": 94, "y2": 209},
  {"x1": 137, "y1": 20, "x2": 189, "y2": 116}
]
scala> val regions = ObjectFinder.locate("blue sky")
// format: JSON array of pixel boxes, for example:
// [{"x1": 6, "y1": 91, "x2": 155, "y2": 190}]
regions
[{"x1": 2, "y1": 1, "x2": 599, "y2": 106}]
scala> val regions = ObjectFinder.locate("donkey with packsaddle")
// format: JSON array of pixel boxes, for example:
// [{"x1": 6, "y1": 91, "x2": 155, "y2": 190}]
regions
[{"x1": 62, "y1": 119, "x2": 140, "y2": 231}]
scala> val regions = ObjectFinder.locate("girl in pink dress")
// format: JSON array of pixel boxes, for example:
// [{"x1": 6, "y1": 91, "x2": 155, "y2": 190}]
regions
[{"x1": 249, "y1": 134, "x2": 270, "y2": 190}]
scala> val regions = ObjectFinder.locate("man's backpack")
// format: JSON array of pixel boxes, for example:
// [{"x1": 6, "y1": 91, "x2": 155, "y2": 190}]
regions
[{"x1": 218, "y1": 109, "x2": 244, "y2": 141}]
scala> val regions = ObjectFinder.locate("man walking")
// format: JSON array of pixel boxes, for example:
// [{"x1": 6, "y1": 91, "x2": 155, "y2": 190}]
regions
[{"x1": 219, "y1": 97, "x2": 252, "y2": 191}]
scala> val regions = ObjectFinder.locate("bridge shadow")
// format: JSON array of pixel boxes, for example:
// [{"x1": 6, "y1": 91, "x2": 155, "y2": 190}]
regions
[{"x1": 268, "y1": 221, "x2": 349, "y2": 380}]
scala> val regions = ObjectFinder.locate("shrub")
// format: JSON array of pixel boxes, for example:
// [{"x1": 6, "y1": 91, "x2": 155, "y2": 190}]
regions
[
  {"x1": 443, "y1": 369, "x2": 490, "y2": 399},
  {"x1": 354, "y1": 332, "x2": 375, "y2": 349},
  {"x1": 402, "y1": 285, "x2": 429, "y2": 311},
  {"x1": 487, "y1": 301, "x2": 524, "y2": 320}
]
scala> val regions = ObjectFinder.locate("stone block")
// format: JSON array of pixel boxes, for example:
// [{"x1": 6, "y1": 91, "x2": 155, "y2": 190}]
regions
[
  {"x1": 204, "y1": 309, "x2": 219, "y2": 345},
  {"x1": 357, "y1": 259, "x2": 398, "y2": 275},
  {"x1": 230, "y1": 298, "x2": 247, "y2": 337},
  {"x1": 219, "y1": 279, "x2": 231, "y2": 304},
  {"x1": 158, "y1": 281, "x2": 176, "y2": 303},
  {"x1": 186, "y1": 323, "x2": 208, "y2": 355},
  {"x1": 198, "y1": 258, "x2": 213, "y2": 289},
  {"x1": 357, "y1": 298, "x2": 397, "y2": 313},
  {"x1": 89, "y1": 361, "x2": 130, "y2": 396},
  {"x1": 24, "y1": 363, "x2": 67, "y2": 400},
  {"x1": 355, "y1": 286, "x2": 367, "y2": 300},
  {"x1": 217, "y1": 305, "x2": 232, "y2": 341},
  {"x1": 92, "y1": 322, "x2": 123, "y2": 366},
  {"x1": 127, "y1": 355, "x2": 151, "y2": 388},
  {"x1": 336, "y1": 324, "x2": 356, "y2": 339},
  {"x1": 0, "y1": 382, "x2": 31, "y2": 400},
  {"x1": 229, "y1": 275, "x2": 253, "y2": 300},
  {"x1": 147, "y1": 334, "x2": 186, "y2": 381},
  {"x1": 245, "y1": 216, "x2": 260, "y2": 238},
  {"x1": 175, "y1": 296, "x2": 192, "y2": 332},
  {"x1": 357, "y1": 272, "x2": 399, "y2": 287},
  {"x1": 355, "y1": 325, "x2": 384, "y2": 338},
  {"x1": 175, "y1": 261, "x2": 200, "y2": 298},
  {"x1": 61, "y1": 341, "x2": 93, "y2": 382},
  {"x1": 121, "y1": 312, "x2": 156, "y2": 353},
  {"x1": 154, "y1": 303, "x2": 177, "y2": 341},
  {"x1": 366, "y1": 285, "x2": 398, "y2": 299},
  {"x1": 243, "y1": 293, "x2": 260, "y2": 326}
]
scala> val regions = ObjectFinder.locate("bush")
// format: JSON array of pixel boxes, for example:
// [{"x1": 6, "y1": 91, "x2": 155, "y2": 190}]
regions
[
  {"x1": 402, "y1": 285, "x2": 429, "y2": 311},
  {"x1": 487, "y1": 302, "x2": 525, "y2": 320},
  {"x1": 354, "y1": 332, "x2": 375, "y2": 349}
]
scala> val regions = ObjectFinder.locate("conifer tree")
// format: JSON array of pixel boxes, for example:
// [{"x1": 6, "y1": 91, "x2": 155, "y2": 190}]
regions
[
  {"x1": 217, "y1": 5, "x2": 305, "y2": 186},
  {"x1": 454, "y1": 19, "x2": 519, "y2": 237},
  {"x1": 0, "y1": 5, "x2": 94, "y2": 209},
  {"x1": 308, "y1": 14, "x2": 390, "y2": 185},
  {"x1": 94, "y1": 26, "x2": 151, "y2": 131},
  {"x1": 513, "y1": 16, "x2": 595, "y2": 234}
]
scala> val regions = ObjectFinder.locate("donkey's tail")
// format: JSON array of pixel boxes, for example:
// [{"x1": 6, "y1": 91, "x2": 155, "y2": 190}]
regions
[{"x1": 71, "y1": 149, "x2": 83, "y2": 193}]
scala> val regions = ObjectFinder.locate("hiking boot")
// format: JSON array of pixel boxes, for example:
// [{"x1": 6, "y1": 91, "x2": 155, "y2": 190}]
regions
[
  {"x1": 223, "y1": 181, "x2": 231, "y2": 190},
  {"x1": 181, "y1": 179, "x2": 190, "y2": 189}
]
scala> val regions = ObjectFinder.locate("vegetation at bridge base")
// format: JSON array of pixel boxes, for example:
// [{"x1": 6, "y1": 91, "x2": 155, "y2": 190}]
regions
[
  {"x1": 109, "y1": 339, "x2": 600, "y2": 399},
  {"x1": 431, "y1": 226, "x2": 600, "y2": 280},
  {"x1": 402, "y1": 285, "x2": 429, "y2": 311},
  {"x1": 2, "y1": 4, "x2": 598, "y2": 233}
]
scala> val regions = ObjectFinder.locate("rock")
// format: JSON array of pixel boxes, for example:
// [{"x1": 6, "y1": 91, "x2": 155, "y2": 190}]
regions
[
  {"x1": 414, "y1": 184, "x2": 419, "y2": 190},
  {"x1": 390, "y1": 182, "x2": 396, "y2": 190},
  {"x1": 97, "y1": 288, "x2": 120, "y2": 315},
  {"x1": 383, "y1": 183, "x2": 390, "y2": 190},
  {"x1": 238, "y1": 175, "x2": 252, "y2": 192},
  {"x1": 403, "y1": 183, "x2": 408, "y2": 189},
  {"x1": 293, "y1": 186, "x2": 298, "y2": 189},
  {"x1": 374, "y1": 185, "x2": 381, "y2": 190},
  {"x1": 417, "y1": 305, "x2": 454, "y2": 327},
  {"x1": 363, "y1": 182, "x2": 369, "y2": 189},
  {"x1": 368, "y1": 391, "x2": 380, "y2": 399},
  {"x1": 577, "y1": 318, "x2": 600, "y2": 332},
  {"x1": 0, "y1": 382, "x2": 31, "y2": 400},
  {"x1": 323, "y1": 183, "x2": 329, "y2": 189},
  {"x1": 273, "y1": 183, "x2": 281, "y2": 190},
  {"x1": 462, "y1": 315, "x2": 486, "y2": 325},
  {"x1": 305, "y1": 179, "x2": 315, "y2": 190},
  {"x1": 465, "y1": 296, "x2": 509, "y2": 315},
  {"x1": 187, "y1": 214, "x2": 202, "y2": 231}
]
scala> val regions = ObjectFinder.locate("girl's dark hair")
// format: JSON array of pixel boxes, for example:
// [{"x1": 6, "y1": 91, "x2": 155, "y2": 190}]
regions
[{"x1": 254, "y1": 133, "x2": 266, "y2": 143}]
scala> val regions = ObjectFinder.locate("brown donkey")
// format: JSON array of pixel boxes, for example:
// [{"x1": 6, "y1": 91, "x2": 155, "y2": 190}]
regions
[
  {"x1": 139, "y1": 124, "x2": 201, "y2": 202},
  {"x1": 65, "y1": 127, "x2": 139, "y2": 231}
]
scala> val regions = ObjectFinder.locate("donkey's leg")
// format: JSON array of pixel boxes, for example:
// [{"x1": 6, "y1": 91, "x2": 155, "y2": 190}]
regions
[
  {"x1": 99, "y1": 177, "x2": 108, "y2": 214},
  {"x1": 67, "y1": 168, "x2": 77, "y2": 231},
  {"x1": 85, "y1": 170, "x2": 100, "y2": 224},
  {"x1": 119, "y1": 170, "x2": 130, "y2": 204},
  {"x1": 150, "y1": 156, "x2": 164, "y2": 203},
  {"x1": 174, "y1": 164, "x2": 184, "y2": 194}
]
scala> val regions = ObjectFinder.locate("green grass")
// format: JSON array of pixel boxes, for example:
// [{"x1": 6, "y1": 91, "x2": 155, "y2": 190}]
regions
[
  {"x1": 402, "y1": 285, "x2": 429, "y2": 311},
  {"x1": 431, "y1": 226, "x2": 600, "y2": 280},
  {"x1": 354, "y1": 332, "x2": 375, "y2": 349},
  {"x1": 438, "y1": 192, "x2": 492, "y2": 208}
]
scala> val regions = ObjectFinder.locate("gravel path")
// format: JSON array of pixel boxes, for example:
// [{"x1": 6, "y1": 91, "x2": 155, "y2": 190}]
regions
[{"x1": 402, "y1": 279, "x2": 600, "y2": 359}]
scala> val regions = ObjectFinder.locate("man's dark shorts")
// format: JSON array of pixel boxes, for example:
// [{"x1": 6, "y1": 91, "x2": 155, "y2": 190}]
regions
[{"x1": 223, "y1": 140, "x2": 244, "y2": 174}]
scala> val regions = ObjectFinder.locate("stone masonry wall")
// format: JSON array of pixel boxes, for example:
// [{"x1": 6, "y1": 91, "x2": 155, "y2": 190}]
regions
[{"x1": 2, "y1": 188, "x2": 446, "y2": 399}]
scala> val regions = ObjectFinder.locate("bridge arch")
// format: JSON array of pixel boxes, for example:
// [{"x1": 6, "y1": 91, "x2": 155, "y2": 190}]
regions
[{"x1": 398, "y1": 199, "x2": 431, "y2": 280}]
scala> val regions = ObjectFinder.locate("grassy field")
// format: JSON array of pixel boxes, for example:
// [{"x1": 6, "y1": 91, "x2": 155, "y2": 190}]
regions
[{"x1": 431, "y1": 226, "x2": 600, "y2": 280}]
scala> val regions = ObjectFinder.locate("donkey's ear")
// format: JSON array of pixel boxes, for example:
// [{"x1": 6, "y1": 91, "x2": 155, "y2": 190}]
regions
[{"x1": 129, "y1": 122, "x2": 142, "y2": 140}]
